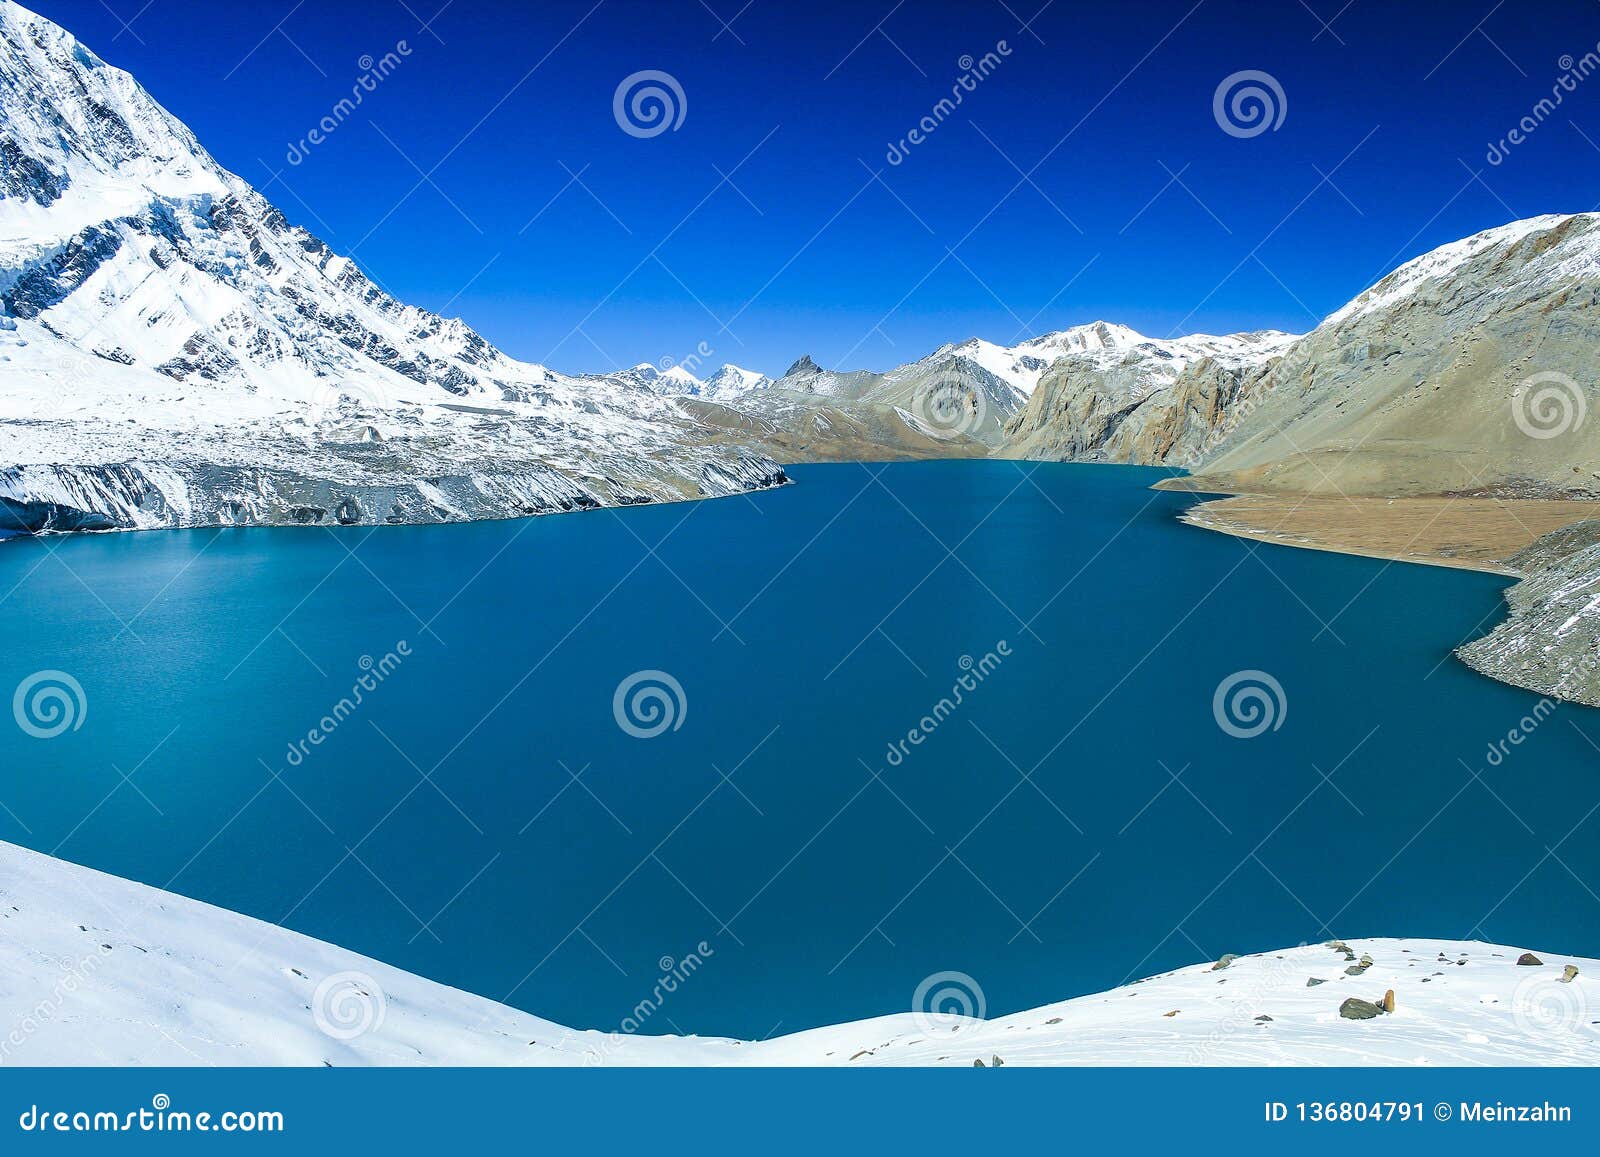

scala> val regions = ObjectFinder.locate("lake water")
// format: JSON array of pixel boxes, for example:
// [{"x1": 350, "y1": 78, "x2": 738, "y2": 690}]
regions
[{"x1": 2, "y1": 461, "x2": 1597, "y2": 1039}]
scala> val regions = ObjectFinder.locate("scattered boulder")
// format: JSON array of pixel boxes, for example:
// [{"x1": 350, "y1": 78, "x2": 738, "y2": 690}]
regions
[
  {"x1": 1254, "y1": 1015, "x2": 1273, "y2": 1022},
  {"x1": 991, "y1": 1055, "x2": 1004, "y2": 1067},
  {"x1": 1382, "y1": 989, "x2": 1395, "y2": 1013},
  {"x1": 1163, "y1": 1010, "x2": 1179, "y2": 1017},
  {"x1": 1517, "y1": 952, "x2": 1544, "y2": 966},
  {"x1": 973, "y1": 1058, "x2": 985, "y2": 1067},
  {"x1": 1044, "y1": 1017, "x2": 1062, "y2": 1025},
  {"x1": 1344, "y1": 963, "x2": 1370, "y2": 976},
  {"x1": 1212, "y1": 953, "x2": 1239, "y2": 971},
  {"x1": 1562, "y1": 965, "x2": 1580, "y2": 983},
  {"x1": 1306, "y1": 977, "x2": 1328, "y2": 987},
  {"x1": 1339, "y1": 997, "x2": 1383, "y2": 1021}
]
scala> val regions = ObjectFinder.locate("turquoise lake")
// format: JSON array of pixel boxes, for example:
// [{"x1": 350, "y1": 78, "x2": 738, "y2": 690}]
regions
[{"x1": 1, "y1": 461, "x2": 1597, "y2": 1038}]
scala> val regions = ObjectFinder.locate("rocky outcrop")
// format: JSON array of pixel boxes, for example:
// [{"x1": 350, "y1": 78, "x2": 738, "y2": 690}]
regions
[
  {"x1": 999, "y1": 330, "x2": 1297, "y2": 464},
  {"x1": 1456, "y1": 521, "x2": 1600, "y2": 706}
]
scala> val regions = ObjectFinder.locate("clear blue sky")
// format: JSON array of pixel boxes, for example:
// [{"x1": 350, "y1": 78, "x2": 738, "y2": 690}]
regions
[{"x1": 35, "y1": 0, "x2": 1600, "y2": 377}]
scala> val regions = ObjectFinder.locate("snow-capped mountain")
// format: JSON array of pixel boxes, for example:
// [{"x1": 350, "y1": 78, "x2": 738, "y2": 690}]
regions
[
  {"x1": 928, "y1": 321, "x2": 1297, "y2": 397},
  {"x1": 702, "y1": 362, "x2": 770, "y2": 399},
  {"x1": 0, "y1": 1, "x2": 783, "y2": 532},
  {"x1": 600, "y1": 361, "x2": 771, "y2": 401}
]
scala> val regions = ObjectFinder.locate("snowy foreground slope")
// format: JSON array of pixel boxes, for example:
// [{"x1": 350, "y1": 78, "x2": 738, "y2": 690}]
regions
[
  {"x1": 2, "y1": 841, "x2": 1594, "y2": 1067},
  {"x1": 0, "y1": 1, "x2": 783, "y2": 531}
]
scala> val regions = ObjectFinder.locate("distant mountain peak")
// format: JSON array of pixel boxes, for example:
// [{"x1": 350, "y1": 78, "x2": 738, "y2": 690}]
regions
[{"x1": 783, "y1": 354, "x2": 822, "y2": 378}]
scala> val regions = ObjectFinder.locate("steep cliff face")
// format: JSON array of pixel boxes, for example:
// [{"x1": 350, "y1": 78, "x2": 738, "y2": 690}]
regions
[
  {"x1": 0, "y1": 0, "x2": 785, "y2": 532},
  {"x1": 1000, "y1": 333, "x2": 1294, "y2": 465}
]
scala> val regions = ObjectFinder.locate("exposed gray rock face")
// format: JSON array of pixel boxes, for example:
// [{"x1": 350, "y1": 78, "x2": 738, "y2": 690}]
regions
[
  {"x1": 1002, "y1": 333, "x2": 1294, "y2": 465},
  {"x1": 0, "y1": 1, "x2": 786, "y2": 535},
  {"x1": 1456, "y1": 521, "x2": 1600, "y2": 707}
]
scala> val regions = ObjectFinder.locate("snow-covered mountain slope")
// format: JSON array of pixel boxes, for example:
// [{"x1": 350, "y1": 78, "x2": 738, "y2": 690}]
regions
[
  {"x1": 702, "y1": 362, "x2": 770, "y2": 400},
  {"x1": 0, "y1": 1, "x2": 784, "y2": 532},
  {"x1": 3, "y1": 839, "x2": 1594, "y2": 1066}
]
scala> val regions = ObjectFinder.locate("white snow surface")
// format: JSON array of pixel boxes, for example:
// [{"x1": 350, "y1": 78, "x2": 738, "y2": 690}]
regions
[{"x1": 2, "y1": 840, "x2": 1594, "y2": 1067}]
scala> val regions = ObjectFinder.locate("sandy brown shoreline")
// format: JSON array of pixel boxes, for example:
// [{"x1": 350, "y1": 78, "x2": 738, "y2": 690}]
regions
[{"x1": 1153, "y1": 485, "x2": 1600, "y2": 576}]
